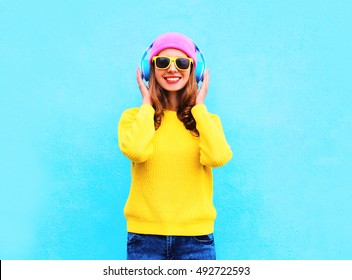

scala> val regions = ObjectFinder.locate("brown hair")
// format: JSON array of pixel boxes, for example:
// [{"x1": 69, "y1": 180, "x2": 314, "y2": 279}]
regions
[{"x1": 148, "y1": 64, "x2": 199, "y2": 136}]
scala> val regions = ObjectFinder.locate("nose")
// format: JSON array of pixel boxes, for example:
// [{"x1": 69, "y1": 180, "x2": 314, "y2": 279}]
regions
[{"x1": 167, "y1": 61, "x2": 177, "y2": 72}]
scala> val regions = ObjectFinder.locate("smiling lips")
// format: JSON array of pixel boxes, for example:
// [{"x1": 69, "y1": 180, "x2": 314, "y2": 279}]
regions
[{"x1": 165, "y1": 76, "x2": 181, "y2": 84}]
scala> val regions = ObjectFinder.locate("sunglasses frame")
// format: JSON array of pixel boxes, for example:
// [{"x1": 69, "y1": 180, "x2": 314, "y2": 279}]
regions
[{"x1": 152, "y1": 56, "x2": 193, "y2": 71}]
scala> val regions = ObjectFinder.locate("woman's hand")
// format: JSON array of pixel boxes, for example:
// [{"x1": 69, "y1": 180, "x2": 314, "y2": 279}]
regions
[
  {"x1": 196, "y1": 69, "x2": 209, "y2": 105},
  {"x1": 136, "y1": 68, "x2": 152, "y2": 105}
]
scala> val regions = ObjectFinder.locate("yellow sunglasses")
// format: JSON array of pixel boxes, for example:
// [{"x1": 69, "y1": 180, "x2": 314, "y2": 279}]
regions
[{"x1": 152, "y1": 56, "x2": 193, "y2": 71}]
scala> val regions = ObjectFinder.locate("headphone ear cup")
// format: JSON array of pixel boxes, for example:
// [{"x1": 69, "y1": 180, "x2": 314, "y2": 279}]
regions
[
  {"x1": 141, "y1": 59, "x2": 150, "y2": 81},
  {"x1": 195, "y1": 61, "x2": 205, "y2": 83}
]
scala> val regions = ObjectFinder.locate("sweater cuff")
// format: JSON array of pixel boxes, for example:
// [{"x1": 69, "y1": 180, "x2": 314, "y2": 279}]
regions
[
  {"x1": 140, "y1": 104, "x2": 155, "y2": 114},
  {"x1": 191, "y1": 104, "x2": 208, "y2": 117}
]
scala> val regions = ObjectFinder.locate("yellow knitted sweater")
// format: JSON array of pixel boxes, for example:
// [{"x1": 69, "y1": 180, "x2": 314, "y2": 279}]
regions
[{"x1": 118, "y1": 104, "x2": 232, "y2": 236}]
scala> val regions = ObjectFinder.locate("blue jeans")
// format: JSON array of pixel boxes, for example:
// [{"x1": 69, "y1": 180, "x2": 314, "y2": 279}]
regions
[{"x1": 127, "y1": 232, "x2": 216, "y2": 260}]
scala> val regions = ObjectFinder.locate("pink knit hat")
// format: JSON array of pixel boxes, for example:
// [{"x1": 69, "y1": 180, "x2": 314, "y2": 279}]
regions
[{"x1": 149, "y1": 32, "x2": 197, "y2": 68}]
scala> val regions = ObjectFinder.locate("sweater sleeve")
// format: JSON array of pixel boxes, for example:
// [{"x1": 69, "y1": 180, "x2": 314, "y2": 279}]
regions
[
  {"x1": 118, "y1": 104, "x2": 155, "y2": 163},
  {"x1": 191, "y1": 104, "x2": 233, "y2": 167}
]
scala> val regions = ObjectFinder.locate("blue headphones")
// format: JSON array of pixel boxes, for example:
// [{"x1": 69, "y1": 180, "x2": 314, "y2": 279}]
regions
[{"x1": 140, "y1": 41, "x2": 207, "y2": 83}]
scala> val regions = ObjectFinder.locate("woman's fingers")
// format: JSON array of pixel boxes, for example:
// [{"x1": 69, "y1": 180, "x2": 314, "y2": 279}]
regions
[
  {"x1": 196, "y1": 69, "x2": 209, "y2": 104},
  {"x1": 136, "y1": 68, "x2": 152, "y2": 105}
]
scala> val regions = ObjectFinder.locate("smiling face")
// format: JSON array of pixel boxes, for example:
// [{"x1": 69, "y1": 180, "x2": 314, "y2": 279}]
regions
[{"x1": 153, "y1": 48, "x2": 191, "y2": 94}]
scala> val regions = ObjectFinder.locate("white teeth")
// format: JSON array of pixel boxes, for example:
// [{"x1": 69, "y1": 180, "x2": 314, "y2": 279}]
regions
[{"x1": 166, "y1": 77, "x2": 180, "y2": 81}]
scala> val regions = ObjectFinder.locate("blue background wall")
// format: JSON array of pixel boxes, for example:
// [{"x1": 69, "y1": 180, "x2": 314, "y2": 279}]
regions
[{"x1": 1, "y1": 0, "x2": 351, "y2": 260}]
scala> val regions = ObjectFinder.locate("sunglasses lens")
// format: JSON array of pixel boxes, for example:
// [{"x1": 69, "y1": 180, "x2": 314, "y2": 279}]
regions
[
  {"x1": 155, "y1": 57, "x2": 170, "y2": 69},
  {"x1": 176, "y1": 58, "x2": 191, "y2": 70}
]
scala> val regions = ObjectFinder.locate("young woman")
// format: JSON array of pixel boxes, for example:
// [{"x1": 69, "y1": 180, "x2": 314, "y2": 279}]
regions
[{"x1": 118, "y1": 32, "x2": 232, "y2": 260}]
